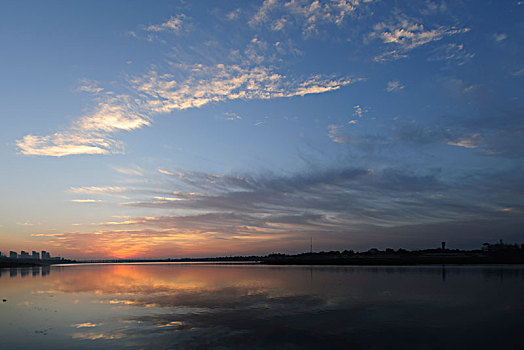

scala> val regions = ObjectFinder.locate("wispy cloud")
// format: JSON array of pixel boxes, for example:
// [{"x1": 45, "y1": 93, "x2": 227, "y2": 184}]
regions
[
  {"x1": 158, "y1": 169, "x2": 175, "y2": 176},
  {"x1": 447, "y1": 133, "x2": 481, "y2": 149},
  {"x1": 352, "y1": 105, "x2": 368, "y2": 118},
  {"x1": 370, "y1": 17, "x2": 470, "y2": 61},
  {"x1": 71, "y1": 199, "x2": 102, "y2": 203},
  {"x1": 386, "y1": 80, "x2": 405, "y2": 92},
  {"x1": 250, "y1": 0, "x2": 371, "y2": 36},
  {"x1": 134, "y1": 64, "x2": 355, "y2": 113},
  {"x1": 18, "y1": 64, "x2": 356, "y2": 157},
  {"x1": 17, "y1": 222, "x2": 35, "y2": 226},
  {"x1": 69, "y1": 186, "x2": 128, "y2": 194},
  {"x1": 153, "y1": 196, "x2": 183, "y2": 202},
  {"x1": 227, "y1": 8, "x2": 241, "y2": 20},
  {"x1": 145, "y1": 15, "x2": 186, "y2": 33},
  {"x1": 221, "y1": 112, "x2": 243, "y2": 121},
  {"x1": 16, "y1": 5, "x2": 367, "y2": 158},
  {"x1": 40, "y1": 165, "x2": 524, "y2": 257},
  {"x1": 428, "y1": 43, "x2": 474, "y2": 65},
  {"x1": 16, "y1": 93, "x2": 147, "y2": 157},
  {"x1": 111, "y1": 166, "x2": 144, "y2": 177},
  {"x1": 327, "y1": 124, "x2": 348, "y2": 143},
  {"x1": 76, "y1": 79, "x2": 104, "y2": 94},
  {"x1": 16, "y1": 133, "x2": 118, "y2": 157},
  {"x1": 493, "y1": 33, "x2": 507, "y2": 42},
  {"x1": 512, "y1": 67, "x2": 524, "y2": 77}
]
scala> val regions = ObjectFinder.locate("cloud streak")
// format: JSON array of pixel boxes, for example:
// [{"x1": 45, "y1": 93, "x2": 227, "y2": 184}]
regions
[
  {"x1": 145, "y1": 15, "x2": 186, "y2": 33},
  {"x1": 370, "y1": 17, "x2": 470, "y2": 61},
  {"x1": 249, "y1": 0, "x2": 371, "y2": 36},
  {"x1": 17, "y1": 64, "x2": 356, "y2": 157},
  {"x1": 43, "y1": 164, "x2": 524, "y2": 257}
]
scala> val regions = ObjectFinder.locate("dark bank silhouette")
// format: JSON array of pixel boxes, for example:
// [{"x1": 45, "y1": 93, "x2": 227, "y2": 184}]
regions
[
  {"x1": 2, "y1": 241, "x2": 524, "y2": 266},
  {"x1": 262, "y1": 240, "x2": 524, "y2": 265}
]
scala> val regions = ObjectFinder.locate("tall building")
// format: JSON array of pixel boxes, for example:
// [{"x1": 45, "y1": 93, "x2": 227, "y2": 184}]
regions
[
  {"x1": 41, "y1": 251, "x2": 50, "y2": 260},
  {"x1": 19, "y1": 251, "x2": 29, "y2": 258},
  {"x1": 32, "y1": 251, "x2": 40, "y2": 260},
  {"x1": 10, "y1": 251, "x2": 17, "y2": 259}
]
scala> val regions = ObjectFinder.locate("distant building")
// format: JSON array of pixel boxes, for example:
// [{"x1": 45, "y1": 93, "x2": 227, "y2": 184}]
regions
[
  {"x1": 41, "y1": 251, "x2": 50, "y2": 260},
  {"x1": 32, "y1": 251, "x2": 40, "y2": 260},
  {"x1": 10, "y1": 251, "x2": 17, "y2": 259},
  {"x1": 19, "y1": 251, "x2": 29, "y2": 258},
  {"x1": 441, "y1": 242, "x2": 446, "y2": 250}
]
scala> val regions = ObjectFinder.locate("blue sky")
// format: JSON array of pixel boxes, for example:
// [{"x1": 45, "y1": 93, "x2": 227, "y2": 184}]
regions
[{"x1": 1, "y1": 0, "x2": 523, "y2": 258}]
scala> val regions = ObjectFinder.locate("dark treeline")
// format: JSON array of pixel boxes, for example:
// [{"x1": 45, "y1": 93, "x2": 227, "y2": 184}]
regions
[
  {"x1": 56, "y1": 240, "x2": 524, "y2": 266},
  {"x1": 262, "y1": 241, "x2": 524, "y2": 265}
]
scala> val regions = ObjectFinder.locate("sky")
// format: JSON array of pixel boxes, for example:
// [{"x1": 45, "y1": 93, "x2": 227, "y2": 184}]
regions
[{"x1": 1, "y1": 0, "x2": 523, "y2": 259}]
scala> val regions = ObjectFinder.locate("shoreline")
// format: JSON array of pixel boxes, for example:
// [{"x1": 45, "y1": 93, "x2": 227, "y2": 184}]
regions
[{"x1": 261, "y1": 256, "x2": 524, "y2": 266}]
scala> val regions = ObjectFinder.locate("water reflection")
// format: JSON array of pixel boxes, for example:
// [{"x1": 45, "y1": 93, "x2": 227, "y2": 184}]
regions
[
  {"x1": 1, "y1": 265, "x2": 51, "y2": 279},
  {"x1": 1, "y1": 264, "x2": 524, "y2": 349}
]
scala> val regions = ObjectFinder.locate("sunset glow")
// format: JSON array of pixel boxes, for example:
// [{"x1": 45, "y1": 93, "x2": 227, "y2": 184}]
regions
[{"x1": 1, "y1": 0, "x2": 523, "y2": 259}]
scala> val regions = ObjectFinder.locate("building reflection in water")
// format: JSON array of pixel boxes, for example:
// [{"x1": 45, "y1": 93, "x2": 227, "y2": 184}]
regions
[{"x1": 1, "y1": 265, "x2": 52, "y2": 279}]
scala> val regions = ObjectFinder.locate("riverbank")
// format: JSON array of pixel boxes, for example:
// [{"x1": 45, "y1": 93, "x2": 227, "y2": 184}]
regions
[{"x1": 261, "y1": 255, "x2": 524, "y2": 265}]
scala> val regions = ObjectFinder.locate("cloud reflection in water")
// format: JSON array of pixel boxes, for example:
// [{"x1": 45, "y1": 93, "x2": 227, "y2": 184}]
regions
[{"x1": 2, "y1": 264, "x2": 524, "y2": 349}]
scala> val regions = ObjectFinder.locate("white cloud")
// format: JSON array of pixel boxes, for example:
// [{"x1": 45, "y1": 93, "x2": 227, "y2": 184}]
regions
[
  {"x1": 222, "y1": 112, "x2": 243, "y2": 121},
  {"x1": 17, "y1": 222, "x2": 34, "y2": 226},
  {"x1": 249, "y1": 0, "x2": 279, "y2": 27},
  {"x1": 271, "y1": 17, "x2": 288, "y2": 31},
  {"x1": 513, "y1": 67, "x2": 524, "y2": 77},
  {"x1": 370, "y1": 17, "x2": 470, "y2": 61},
  {"x1": 16, "y1": 133, "x2": 116, "y2": 157},
  {"x1": 153, "y1": 196, "x2": 182, "y2": 202},
  {"x1": 250, "y1": 0, "x2": 368, "y2": 36},
  {"x1": 227, "y1": 9, "x2": 241, "y2": 20},
  {"x1": 71, "y1": 199, "x2": 102, "y2": 203},
  {"x1": 428, "y1": 43, "x2": 474, "y2": 65},
  {"x1": 16, "y1": 94, "x2": 147, "y2": 157},
  {"x1": 420, "y1": 1, "x2": 447, "y2": 15},
  {"x1": 447, "y1": 133, "x2": 481, "y2": 149},
  {"x1": 134, "y1": 64, "x2": 355, "y2": 114},
  {"x1": 328, "y1": 124, "x2": 349, "y2": 143},
  {"x1": 76, "y1": 79, "x2": 104, "y2": 94},
  {"x1": 386, "y1": 80, "x2": 405, "y2": 92},
  {"x1": 158, "y1": 169, "x2": 175, "y2": 175},
  {"x1": 111, "y1": 166, "x2": 144, "y2": 177},
  {"x1": 145, "y1": 15, "x2": 186, "y2": 33},
  {"x1": 493, "y1": 33, "x2": 507, "y2": 42},
  {"x1": 499, "y1": 207, "x2": 524, "y2": 214},
  {"x1": 17, "y1": 11, "x2": 358, "y2": 157},
  {"x1": 69, "y1": 186, "x2": 128, "y2": 194},
  {"x1": 352, "y1": 104, "x2": 368, "y2": 117}
]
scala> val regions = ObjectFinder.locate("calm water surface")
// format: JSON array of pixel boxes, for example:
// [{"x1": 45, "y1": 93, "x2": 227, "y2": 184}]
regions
[{"x1": 1, "y1": 263, "x2": 524, "y2": 349}]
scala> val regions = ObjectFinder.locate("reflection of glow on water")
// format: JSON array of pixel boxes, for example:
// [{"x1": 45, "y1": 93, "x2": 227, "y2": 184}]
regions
[
  {"x1": 156, "y1": 321, "x2": 183, "y2": 328},
  {"x1": 32, "y1": 290, "x2": 63, "y2": 294},
  {"x1": 108, "y1": 299, "x2": 136, "y2": 305},
  {"x1": 106, "y1": 299, "x2": 157, "y2": 307},
  {"x1": 73, "y1": 323, "x2": 101, "y2": 328},
  {"x1": 72, "y1": 332, "x2": 126, "y2": 340},
  {"x1": 3, "y1": 264, "x2": 524, "y2": 349}
]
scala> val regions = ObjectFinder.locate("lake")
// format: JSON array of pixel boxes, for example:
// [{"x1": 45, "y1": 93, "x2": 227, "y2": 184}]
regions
[{"x1": 1, "y1": 263, "x2": 523, "y2": 349}]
